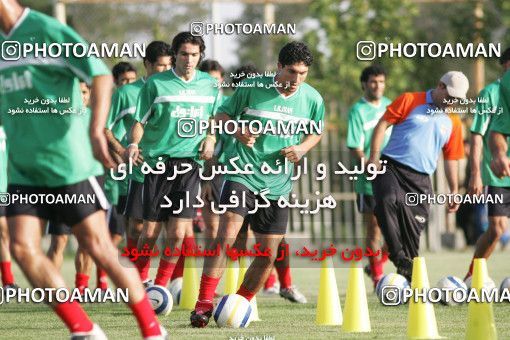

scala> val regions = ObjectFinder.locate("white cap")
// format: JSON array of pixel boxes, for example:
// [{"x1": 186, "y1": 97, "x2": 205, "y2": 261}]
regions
[{"x1": 440, "y1": 71, "x2": 469, "y2": 99}]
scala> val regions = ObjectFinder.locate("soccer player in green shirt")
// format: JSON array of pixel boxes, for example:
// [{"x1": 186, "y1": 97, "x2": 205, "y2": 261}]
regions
[
  {"x1": 465, "y1": 48, "x2": 510, "y2": 280},
  {"x1": 191, "y1": 41, "x2": 324, "y2": 327},
  {"x1": 0, "y1": 1, "x2": 166, "y2": 338},
  {"x1": 112, "y1": 61, "x2": 137, "y2": 88},
  {"x1": 127, "y1": 32, "x2": 219, "y2": 288},
  {"x1": 106, "y1": 41, "x2": 171, "y2": 285},
  {"x1": 346, "y1": 65, "x2": 391, "y2": 288}
]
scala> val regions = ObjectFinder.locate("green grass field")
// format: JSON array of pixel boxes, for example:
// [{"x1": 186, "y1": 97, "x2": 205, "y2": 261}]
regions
[{"x1": 1, "y1": 250, "x2": 510, "y2": 339}]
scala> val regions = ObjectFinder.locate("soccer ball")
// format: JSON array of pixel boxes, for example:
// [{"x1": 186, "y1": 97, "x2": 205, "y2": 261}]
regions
[
  {"x1": 146, "y1": 285, "x2": 173, "y2": 316},
  {"x1": 434, "y1": 276, "x2": 468, "y2": 306},
  {"x1": 499, "y1": 277, "x2": 510, "y2": 296},
  {"x1": 213, "y1": 294, "x2": 252, "y2": 328},
  {"x1": 168, "y1": 277, "x2": 182, "y2": 305},
  {"x1": 464, "y1": 276, "x2": 496, "y2": 291},
  {"x1": 375, "y1": 273, "x2": 410, "y2": 305}
]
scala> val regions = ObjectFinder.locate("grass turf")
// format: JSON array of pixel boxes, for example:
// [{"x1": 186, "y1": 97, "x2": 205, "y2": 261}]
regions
[{"x1": 1, "y1": 250, "x2": 510, "y2": 339}]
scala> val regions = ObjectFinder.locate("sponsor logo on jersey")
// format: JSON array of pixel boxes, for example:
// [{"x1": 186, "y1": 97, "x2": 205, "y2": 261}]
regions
[
  {"x1": 0, "y1": 70, "x2": 33, "y2": 94},
  {"x1": 170, "y1": 105, "x2": 204, "y2": 118}
]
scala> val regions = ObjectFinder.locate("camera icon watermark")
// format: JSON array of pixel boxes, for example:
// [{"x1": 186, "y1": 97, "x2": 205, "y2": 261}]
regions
[
  {"x1": 405, "y1": 193, "x2": 419, "y2": 206},
  {"x1": 1, "y1": 41, "x2": 21, "y2": 61},
  {"x1": 191, "y1": 22, "x2": 205, "y2": 36},
  {"x1": 356, "y1": 41, "x2": 376, "y2": 61},
  {"x1": 381, "y1": 285, "x2": 402, "y2": 306},
  {"x1": 178, "y1": 118, "x2": 198, "y2": 138},
  {"x1": 0, "y1": 193, "x2": 10, "y2": 206}
]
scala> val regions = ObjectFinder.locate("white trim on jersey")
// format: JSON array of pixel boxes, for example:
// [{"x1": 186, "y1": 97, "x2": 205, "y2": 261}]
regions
[
  {"x1": 1, "y1": 8, "x2": 30, "y2": 39},
  {"x1": 244, "y1": 108, "x2": 311, "y2": 124},
  {"x1": 479, "y1": 114, "x2": 492, "y2": 136},
  {"x1": 172, "y1": 68, "x2": 196, "y2": 84},
  {"x1": 106, "y1": 205, "x2": 113, "y2": 225},
  {"x1": 87, "y1": 176, "x2": 110, "y2": 210},
  {"x1": 0, "y1": 55, "x2": 93, "y2": 84},
  {"x1": 108, "y1": 106, "x2": 136, "y2": 129},
  {"x1": 154, "y1": 95, "x2": 216, "y2": 104},
  {"x1": 272, "y1": 75, "x2": 300, "y2": 100},
  {"x1": 140, "y1": 106, "x2": 153, "y2": 125}
]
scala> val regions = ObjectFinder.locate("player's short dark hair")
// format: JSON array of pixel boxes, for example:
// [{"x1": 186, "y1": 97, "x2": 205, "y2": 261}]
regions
[
  {"x1": 278, "y1": 41, "x2": 313, "y2": 67},
  {"x1": 171, "y1": 32, "x2": 205, "y2": 64},
  {"x1": 232, "y1": 63, "x2": 260, "y2": 86},
  {"x1": 143, "y1": 40, "x2": 171, "y2": 64},
  {"x1": 499, "y1": 47, "x2": 510, "y2": 65},
  {"x1": 112, "y1": 62, "x2": 136, "y2": 82},
  {"x1": 199, "y1": 59, "x2": 224, "y2": 77},
  {"x1": 360, "y1": 64, "x2": 386, "y2": 83},
  {"x1": 79, "y1": 80, "x2": 90, "y2": 89}
]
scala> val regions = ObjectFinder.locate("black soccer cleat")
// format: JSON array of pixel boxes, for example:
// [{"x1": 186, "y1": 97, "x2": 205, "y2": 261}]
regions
[
  {"x1": 396, "y1": 257, "x2": 413, "y2": 283},
  {"x1": 190, "y1": 309, "x2": 212, "y2": 328},
  {"x1": 363, "y1": 264, "x2": 372, "y2": 277}
]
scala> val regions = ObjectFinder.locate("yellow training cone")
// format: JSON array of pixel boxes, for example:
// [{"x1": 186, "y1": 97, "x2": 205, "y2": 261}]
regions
[
  {"x1": 223, "y1": 258, "x2": 239, "y2": 295},
  {"x1": 407, "y1": 257, "x2": 440, "y2": 339},
  {"x1": 465, "y1": 258, "x2": 497, "y2": 340},
  {"x1": 315, "y1": 257, "x2": 342, "y2": 325},
  {"x1": 237, "y1": 257, "x2": 261, "y2": 321},
  {"x1": 238, "y1": 256, "x2": 248, "y2": 289},
  {"x1": 179, "y1": 256, "x2": 199, "y2": 310},
  {"x1": 342, "y1": 262, "x2": 371, "y2": 332}
]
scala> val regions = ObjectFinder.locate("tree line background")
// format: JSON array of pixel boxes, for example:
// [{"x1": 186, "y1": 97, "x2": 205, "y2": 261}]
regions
[{"x1": 21, "y1": 0, "x2": 510, "y2": 134}]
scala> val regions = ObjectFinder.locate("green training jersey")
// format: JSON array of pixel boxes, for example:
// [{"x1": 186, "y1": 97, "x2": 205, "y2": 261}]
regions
[
  {"x1": 0, "y1": 8, "x2": 110, "y2": 187},
  {"x1": 107, "y1": 78, "x2": 146, "y2": 146},
  {"x1": 220, "y1": 76, "x2": 325, "y2": 200},
  {"x1": 107, "y1": 78, "x2": 146, "y2": 190},
  {"x1": 132, "y1": 69, "x2": 220, "y2": 182},
  {"x1": 0, "y1": 127, "x2": 6, "y2": 192},
  {"x1": 471, "y1": 79, "x2": 510, "y2": 187},
  {"x1": 346, "y1": 97, "x2": 392, "y2": 195},
  {"x1": 215, "y1": 94, "x2": 237, "y2": 164}
]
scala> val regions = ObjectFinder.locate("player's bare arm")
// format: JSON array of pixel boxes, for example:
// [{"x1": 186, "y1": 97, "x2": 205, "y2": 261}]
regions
[
  {"x1": 125, "y1": 121, "x2": 145, "y2": 165},
  {"x1": 368, "y1": 118, "x2": 392, "y2": 168},
  {"x1": 444, "y1": 159, "x2": 460, "y2": 212},
  {"x1": 215, "y1": 112, "x2": 259, "y2": 148},
  {"x1": 199, "y1": 117, "x2": 216, "y2": 161},
  {"x1": 489, "y1": 130, "x2": 510, "y2": 178},
  {"x1": 89, "y1": 74, "x2": 116, "y2": 169},
  {"x1": 105, "y1": 128, "x2": 126, "y2": 158},
  {"x1": 468, "y1": 133, "x2": 484, "y2": 195},
  {"x1": 281, "y1": 133, "x2": 322, "y2": 163}
]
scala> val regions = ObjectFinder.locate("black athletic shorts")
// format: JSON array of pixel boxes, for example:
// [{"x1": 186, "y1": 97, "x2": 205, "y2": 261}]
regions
[
  {"x1": 108, "y1": 205, "x2": 125, "y2": 236},
  {"x1": 117, "y1": 195, "x2": 128, "y2": 216},
  {"x1": 209, "y1": 172, "x2": 225, "y2": 205},
  {"x1": 0, "y1": 205, "x2": 5, "y2": 217},
  {"x1": 6, "y1": 176, "x2": 108, "y2": 227},
  {"x1": 356, "y1": 193, "x2": 376, "y2": 213},
  {"x1": 48, "y1": 221, "x2": 71, "y2": 235},
  {"x1": 143, "y1": 158, "x2": 200, "y2": 221},
  {"x1": 488, "y1": 186, "x2": 510, "y2": 217},
  {"x1": 219, "y1": 180, "x2": 288, "y2": 235},
  {"x1": 372, "y1": 156, "x2": 431, "y2": 262},
  {"x1": 124, "y1": 180, "x2": 144, "y2": 220}
]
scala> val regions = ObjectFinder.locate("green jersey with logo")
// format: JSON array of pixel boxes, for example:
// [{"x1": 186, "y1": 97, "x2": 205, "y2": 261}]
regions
[
  {"x1": 346, "y1": 97, "x2": 392, "y2": 195},
  {"x1": 219, "y1": 76, "x2": 325, "y2": 200},
  {"x1": 0, "y1": 127, "x2": 7, "y2": 192},
  {"x1": 471, "y1": 79, "x2": 510, "y2": 187},
  {"x1": 107, "y1": 78, "x2": 146, "y2": 193},
  {"x1": 0, "y1": 9, "x2": 110, "y2": 187},
  {"x1": 132, "y1": 69, "x2": 220, "y2": 182}
]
